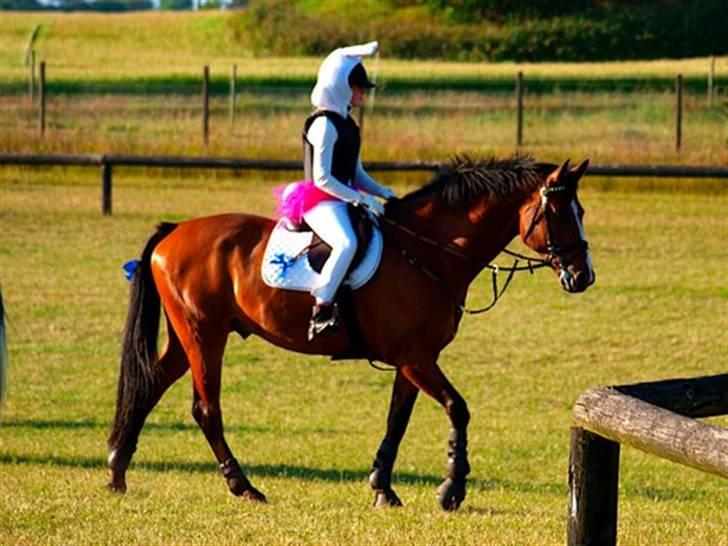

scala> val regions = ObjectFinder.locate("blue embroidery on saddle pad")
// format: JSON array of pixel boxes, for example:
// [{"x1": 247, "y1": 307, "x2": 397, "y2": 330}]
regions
[{"x1": 269, "y1": 252, "x2": 298, "y2": 281}]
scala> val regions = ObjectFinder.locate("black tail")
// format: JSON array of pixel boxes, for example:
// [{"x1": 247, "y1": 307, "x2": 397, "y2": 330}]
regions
[{"x1": 108, "y1": 222, "x2": 177, "y2": 450}]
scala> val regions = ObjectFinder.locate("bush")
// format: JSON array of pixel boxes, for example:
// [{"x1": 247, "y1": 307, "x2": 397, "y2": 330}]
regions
[{"x1": 230, "y1": 0, "x2": 728, "y2": 61}]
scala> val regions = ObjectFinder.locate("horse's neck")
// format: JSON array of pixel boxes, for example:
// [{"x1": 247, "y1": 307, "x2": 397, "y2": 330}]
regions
[{"x1": 391, "y1": 194, "x2": 523, "y2": 288}]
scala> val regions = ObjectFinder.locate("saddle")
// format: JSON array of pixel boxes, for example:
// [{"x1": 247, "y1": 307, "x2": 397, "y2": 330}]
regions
[
  {"x1": 303, "y1": 205, "x2": 373, "y2": 273},
  {"x1": 261, "y1": 205, "x2": 383, "y2": 294}
]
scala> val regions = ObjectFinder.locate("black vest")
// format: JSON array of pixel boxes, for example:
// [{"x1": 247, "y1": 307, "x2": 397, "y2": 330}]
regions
[{"x1": 303, "y1": 110, "x2": 361, "y2": 185}]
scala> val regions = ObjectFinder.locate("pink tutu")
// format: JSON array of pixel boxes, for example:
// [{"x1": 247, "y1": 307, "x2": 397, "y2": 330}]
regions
[{"x1": 272, "y1": 180, "x2": 338, "y2": 223}]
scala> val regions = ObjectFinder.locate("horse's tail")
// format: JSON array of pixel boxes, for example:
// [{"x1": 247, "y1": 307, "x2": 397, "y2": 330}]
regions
[{"x1": 108, "y1": 222, "x2": 177, "y2": 451}]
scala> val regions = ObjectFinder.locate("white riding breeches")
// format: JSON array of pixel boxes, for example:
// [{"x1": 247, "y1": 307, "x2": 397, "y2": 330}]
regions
[{"x1": 303, "y1": 200, "x2": 358, "y2": 304}]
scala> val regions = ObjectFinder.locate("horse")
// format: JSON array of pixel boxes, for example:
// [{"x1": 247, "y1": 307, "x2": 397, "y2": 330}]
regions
[{"x1": 107, "y1": 155, "x2": 594, "y2": 510}]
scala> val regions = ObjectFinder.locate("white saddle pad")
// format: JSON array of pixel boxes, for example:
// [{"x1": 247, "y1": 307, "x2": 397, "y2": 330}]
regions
[{"x1": 261, "y1": 218, "x2": 383, "y2": 292}]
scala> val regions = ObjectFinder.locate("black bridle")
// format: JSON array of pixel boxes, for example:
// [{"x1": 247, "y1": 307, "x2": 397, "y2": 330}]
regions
[
  {"x1": 524, "y1": 183, "x2": 590, "y2": 269},
  {"x1": 380, "y1": 181, "x2": 589, "y2": 315}
]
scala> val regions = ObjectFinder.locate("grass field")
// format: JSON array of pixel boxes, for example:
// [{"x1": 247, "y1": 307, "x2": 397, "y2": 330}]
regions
[
  {"x1": 0, "y1": 168, "x2": 727, "y2": 545},
  {"x1": 1, "y1": 10, "x2": 727, "y2": 544}
]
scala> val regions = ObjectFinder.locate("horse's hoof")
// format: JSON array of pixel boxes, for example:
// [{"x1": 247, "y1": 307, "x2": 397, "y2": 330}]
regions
[
  {"x1": 107, "y1": 480, "x2": 127, "y2": 494},
  {"x1": 373, "y1": 488, "x2": 403, "y2": 508},
  {"x1": 240, "y1": 487, "x2": 267, "y2": 503},
  {"x1": 436, "y1": 478, "x2": 466, "y2": 511}
]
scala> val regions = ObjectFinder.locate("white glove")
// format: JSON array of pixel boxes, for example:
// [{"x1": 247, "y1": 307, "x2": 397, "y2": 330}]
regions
[{"x1": 360, "y1": 194, "x2": 385, "y2": 217}]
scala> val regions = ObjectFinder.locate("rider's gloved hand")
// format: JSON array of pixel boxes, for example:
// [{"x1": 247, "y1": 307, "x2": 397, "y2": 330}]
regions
[{"x1": 360, "y1": 194, "x2": 385, "y2": 216}]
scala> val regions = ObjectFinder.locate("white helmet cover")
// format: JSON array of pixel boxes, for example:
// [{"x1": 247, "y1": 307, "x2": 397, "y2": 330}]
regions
[{"x1": 310, "y1": 41, "x2": 379, "y2": 117}]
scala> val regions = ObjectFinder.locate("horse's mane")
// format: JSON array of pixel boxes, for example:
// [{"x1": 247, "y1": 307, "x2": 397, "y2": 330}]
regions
[{"x1": 397, "y1": 155, "x2": 549, "y2": 209}]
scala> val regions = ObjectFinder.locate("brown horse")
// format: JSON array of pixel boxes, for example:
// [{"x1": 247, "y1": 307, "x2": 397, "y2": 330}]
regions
[{"x1": 108, "y1": 156, "x2": 594, "y2": 510}]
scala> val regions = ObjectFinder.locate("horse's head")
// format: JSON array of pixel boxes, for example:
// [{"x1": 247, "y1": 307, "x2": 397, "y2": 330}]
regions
[{"x1": 519, "y1": 159, "x2": 595, "y2": 293}]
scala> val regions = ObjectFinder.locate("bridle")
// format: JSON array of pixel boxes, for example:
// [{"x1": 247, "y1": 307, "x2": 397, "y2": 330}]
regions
[
  {"x1": 523, "y1": 183, "x2": 590, "y2": 272},
  {"x1": 380, "y1": 181, "x2": 589, "y2": 315}
]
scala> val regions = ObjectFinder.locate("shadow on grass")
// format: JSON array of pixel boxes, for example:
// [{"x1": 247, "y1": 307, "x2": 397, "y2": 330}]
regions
[
  {"x1": 0, "y1": 451, "x2": 443, "y2": 486},
  {"x1": 1, "y1": 418, "x2": 317, "y2": 435}
]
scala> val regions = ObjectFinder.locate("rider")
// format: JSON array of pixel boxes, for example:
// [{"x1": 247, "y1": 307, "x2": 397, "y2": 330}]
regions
[{"x1": 303, "y1": 41, "x2": 396, "y2": 340}]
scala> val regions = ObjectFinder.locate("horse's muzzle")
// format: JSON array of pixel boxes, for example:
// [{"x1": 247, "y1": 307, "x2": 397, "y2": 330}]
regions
[{"x1": 560, "y1": 268, "x2": 595, "y2": 293}]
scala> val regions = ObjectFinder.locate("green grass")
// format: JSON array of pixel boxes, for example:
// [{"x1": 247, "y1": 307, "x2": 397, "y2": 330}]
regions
[{"x1": 1, "y1": 169, "x2": 727, "y2": 545}]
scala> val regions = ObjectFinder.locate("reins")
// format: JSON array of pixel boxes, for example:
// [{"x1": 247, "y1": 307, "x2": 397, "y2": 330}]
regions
[
  {"x1": 378, "y1": 180, "x2": 589, "y2": 315},
  {"x1": 379, "y1": 215, "x2": 549, "y2": 315}
]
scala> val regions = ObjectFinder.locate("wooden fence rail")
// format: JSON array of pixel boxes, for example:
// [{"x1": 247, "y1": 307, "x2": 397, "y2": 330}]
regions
[
  {"x1": 1, "y1": 153, "x2": 727, "y2": 215},
  {"x1": 568, "y1": 374, "x2": 728, "y2": 546}
]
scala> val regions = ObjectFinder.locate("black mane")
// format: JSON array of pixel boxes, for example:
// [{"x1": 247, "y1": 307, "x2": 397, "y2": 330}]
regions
[{"x1": 399, "y1": 155, "x2": 549, "y2": 209}]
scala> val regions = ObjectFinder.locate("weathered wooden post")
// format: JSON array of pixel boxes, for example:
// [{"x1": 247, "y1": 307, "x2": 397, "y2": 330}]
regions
[
  {"x1": 101, "y1": 159, "x2": 113, "y2": 216},
  {"x1": 29, "y1": 50, "x2": 36, "y2": 105},
  {"x1": 39, "y1": 61, "x2": 46, "y2": 137},
  {"x1": 707, "y1": 56, "x2": 715, "y2": 108},
  {"x1": 230, "y1": 63, "x2": 237, "y2": 127},
  {"x1": 569, "y1": 375, "x2": 728, "y2": 546},
  {"x1": 203, "y1": 65, "x2": 210, "y2": 145},
  {"x1": 567, "y1": 427, "x2": 620, "y2": 546},
  {"x1": 516, "y1": 71, "x2": 524, "y2": 147},
  {"x1": 675, "y1": 74, "x2": 682, "y2": 152}
]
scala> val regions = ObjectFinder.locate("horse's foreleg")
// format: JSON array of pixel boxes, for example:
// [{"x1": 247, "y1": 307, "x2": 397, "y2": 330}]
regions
[
  {"x1": 187, "y1": 330, "x2": 266, "y2": 502},
  {"x1": 369, "y1": 370, "x2": 419, "y2": 508},
  {"x1": 401, "y1": 363, "x2": 471, "y2": 511}
]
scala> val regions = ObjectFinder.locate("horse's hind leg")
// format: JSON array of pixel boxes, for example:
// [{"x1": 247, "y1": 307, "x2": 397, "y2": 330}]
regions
[
  {"x1": 108, "y1": 318, "x2": 189, "y2": 492},
  {"x1": 182, "y1": 323, "x2": 266, "y2": 502},
  {"x1": 369, "y1": 370, "x2": 419, "y2": 507},
  {"x1": 399, "y1": 361, "x2": 471, "y2": 511}
]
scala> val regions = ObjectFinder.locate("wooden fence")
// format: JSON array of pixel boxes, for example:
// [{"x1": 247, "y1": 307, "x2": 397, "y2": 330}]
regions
[
  {"x1": 568, "y1": 374, "x2": 728, "y2": 546},
  {"x1": 1, "y1": 153, "x2": 727, "y2": 215},
  {"x1": 24, "y1": 60, "x2": 725, "y2": 150}
]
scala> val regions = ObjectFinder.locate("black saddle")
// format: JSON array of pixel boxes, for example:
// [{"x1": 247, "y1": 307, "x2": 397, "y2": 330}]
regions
[{"x1": 289, "y1": 204, "x2": 374, "y2": 275}]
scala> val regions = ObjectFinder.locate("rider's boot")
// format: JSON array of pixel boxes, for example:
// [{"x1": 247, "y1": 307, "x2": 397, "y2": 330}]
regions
[{"x1": 308, "y1": 302, "x2": 340, "y2": 340}]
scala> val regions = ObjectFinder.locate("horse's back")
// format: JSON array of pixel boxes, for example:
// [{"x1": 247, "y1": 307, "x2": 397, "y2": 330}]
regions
[
  {"x1": 156, "y1": 212, "x2": 273, "y2": 261},
  {"x1": 151, "y1": 212, "x2": 275, "y2": 309}
]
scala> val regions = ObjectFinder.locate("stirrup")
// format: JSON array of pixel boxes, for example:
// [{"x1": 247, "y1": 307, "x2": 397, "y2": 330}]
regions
[{"x1": 308, "y1": 303, "x2": 340, "y2": 341}]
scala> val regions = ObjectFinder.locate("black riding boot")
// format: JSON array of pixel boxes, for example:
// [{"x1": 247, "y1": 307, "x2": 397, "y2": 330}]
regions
[{"x1": 308, "y1": 303, "x2": 340, "y2": 340}]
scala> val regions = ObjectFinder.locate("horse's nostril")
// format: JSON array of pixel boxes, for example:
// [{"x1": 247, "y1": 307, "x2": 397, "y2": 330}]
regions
[{"x1": 572, "y1": 269, "x2": 594, "y2": 292}]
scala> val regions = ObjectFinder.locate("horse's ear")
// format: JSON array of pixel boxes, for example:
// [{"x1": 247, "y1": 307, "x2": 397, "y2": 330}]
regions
[
  {"x1": 549, "y1": 159, "x2": 571, "y2": 183},
  {"x1": 570, "y1": 159, "x2": 590, "y2": 180}
]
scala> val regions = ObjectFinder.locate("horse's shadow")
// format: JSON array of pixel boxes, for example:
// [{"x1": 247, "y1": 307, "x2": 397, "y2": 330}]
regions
[
  {"x1": 0, "y1": 451, "x2": 444, "y2": 486},
  {"x1": 2, "y1": 418, "x2": 444, "y2": 485},
  {"x1": 2, "y1": 419, "x2": 567, "y2": 497}
]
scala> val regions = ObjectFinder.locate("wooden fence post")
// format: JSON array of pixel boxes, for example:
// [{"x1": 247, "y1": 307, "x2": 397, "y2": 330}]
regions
[
  {"x1": 29, "y1": 51, "x2": 36, "y2": 106},
  {"x1": 230, "y1": 63, "x2": 237, "y2": 127},
  {"x1": 708, "y1": 56, "x2": 715, "y2": 108},
  {"x1": 39, "y1": 61, "x2": 46, "y2": 137},
  {"x1": 675, "y1": 74, "x2": 682, "y2": 152},
  {"x1": 203, "y1": 65, "x2": 210, "y2": 145},
  {"x1": 516, "y1": 71, "x2": 524, "y2": 147},
  {"x1": 101, "y1": 160, "x2": 112, "y2": 216},
  {"x1": 567, "y1": 427, "x2": 620, "y2": 546}
]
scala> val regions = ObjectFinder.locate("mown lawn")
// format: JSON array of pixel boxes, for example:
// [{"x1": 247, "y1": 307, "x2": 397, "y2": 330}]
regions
[{"x1": 0, "y1": 168, "x2": 726, "y2": 545}]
